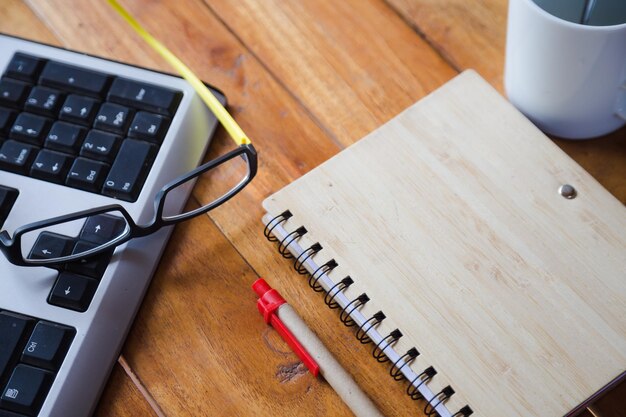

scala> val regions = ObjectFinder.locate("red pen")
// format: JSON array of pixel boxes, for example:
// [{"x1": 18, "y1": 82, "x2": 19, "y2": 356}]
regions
[
  {"x1": 252, "y1": 278, "x2": 383, "y2": 417},
  {"x1": 252, "y1": 278, "x2": 320, "y2": 376}
]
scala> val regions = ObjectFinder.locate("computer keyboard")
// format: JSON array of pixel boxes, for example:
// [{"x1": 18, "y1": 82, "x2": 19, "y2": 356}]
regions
[{"x1": 0, "y1": 33, "x2": 223, "y2": 416}]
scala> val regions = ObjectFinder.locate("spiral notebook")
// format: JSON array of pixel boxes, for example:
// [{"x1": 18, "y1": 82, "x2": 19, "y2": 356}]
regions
[{"x1": 261, "y1": 71, "x2": 626, "y2": 417}]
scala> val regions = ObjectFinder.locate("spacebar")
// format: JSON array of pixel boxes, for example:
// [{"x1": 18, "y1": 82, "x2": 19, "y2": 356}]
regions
[{"x1": 102, "y1": 139, "x2": 156, "y2": 201}]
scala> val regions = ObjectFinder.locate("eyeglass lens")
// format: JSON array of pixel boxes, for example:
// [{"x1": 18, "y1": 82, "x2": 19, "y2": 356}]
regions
[
  {"x1": 161, "y1": 153, "x2": 251, "y2": 221},
  {"x1": 21, "y1": 210, "x2": 129, "y2": 264}
]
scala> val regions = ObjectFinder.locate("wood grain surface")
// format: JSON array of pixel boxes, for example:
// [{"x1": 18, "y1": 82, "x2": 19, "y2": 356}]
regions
[{"x1": 1, "y1": 0, "x2": 624, "y2": 416}]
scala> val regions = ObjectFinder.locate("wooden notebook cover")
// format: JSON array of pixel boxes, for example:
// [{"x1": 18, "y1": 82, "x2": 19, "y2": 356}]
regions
[{"x1": 262, "y1": 71, "x2": 626, "y2": 417}]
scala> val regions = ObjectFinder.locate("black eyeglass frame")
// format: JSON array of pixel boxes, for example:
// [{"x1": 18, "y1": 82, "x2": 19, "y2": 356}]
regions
[{"x1": 0, "y1": 144, "x2": 257, "y2": 267}]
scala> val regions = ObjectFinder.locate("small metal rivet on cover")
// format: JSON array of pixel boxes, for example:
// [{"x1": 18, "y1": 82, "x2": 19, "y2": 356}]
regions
[{"x1": 559, "y1": 184, "x2": 577, "y2": 199}]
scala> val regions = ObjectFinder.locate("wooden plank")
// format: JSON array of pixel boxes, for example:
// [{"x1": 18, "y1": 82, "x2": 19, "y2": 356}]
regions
[
  {"x1": 94, "y1": 362, "x2": 158, "y2": 417},
  {"x1": 0, "y1": 0, "x2": 60, "y2": 45},
  {"x1": 385, "y1": 0, "x2": 626, "y2": 203},
  {"x1": 385, "y1": 0, "x2": 506, "y2": 89},
  {"x1": 206, "y1": 0, "x2": 457, "y2": 147}
]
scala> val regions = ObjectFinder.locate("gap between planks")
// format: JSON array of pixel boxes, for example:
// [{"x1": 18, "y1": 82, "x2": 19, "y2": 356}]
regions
[
  {"x1": 118, "y1": 355, "x2": 167, "y2": 417},
  {"x1": 382, "y1": 0, "x2": 463, "y2": 74}
]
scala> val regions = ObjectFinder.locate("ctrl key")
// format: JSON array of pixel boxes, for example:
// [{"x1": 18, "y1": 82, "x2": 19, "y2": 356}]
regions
[
  {"x1": 0, "y1": 364, "x2": 53, "y2": 416},
  {"x1": 21, "y1": 322, "x2": 74, "y2": 371}
]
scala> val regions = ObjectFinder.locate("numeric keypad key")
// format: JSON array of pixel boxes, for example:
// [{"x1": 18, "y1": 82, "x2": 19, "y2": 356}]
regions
[
  {"x1": 0, "y1": 140, "x2": 38, "y2": 174},
  {"x1": 24, "y1": 87, "x2": 63, "y2": 117},
  {"x1": 45, "y1": 121, "x2": 87, "y2": 154},
  {"x1": 0, "y1": 78, "x2": 30, "y2": 109},
  {"x1": 65, "y1": 157, "x2": 109, "y2": 192},
  {"x1": 9, "y1": 113, "x2": 51, "y2": 146},
  {"x1": 59, "y1": 95, "x2": 99, "y2": 126},
  {"x1": 30, "y1": 149, "x2": 72, "y2": 184}
]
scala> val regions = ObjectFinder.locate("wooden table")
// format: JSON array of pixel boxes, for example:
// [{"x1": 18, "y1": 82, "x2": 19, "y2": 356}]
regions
[{"x1": 2, "y1": 1, "x2": 624, "y2": 416}]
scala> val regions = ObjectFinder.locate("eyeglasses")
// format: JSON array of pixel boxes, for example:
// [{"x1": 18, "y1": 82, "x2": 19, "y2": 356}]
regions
[
  {"x1": 0, "y1": 1, "x2": 258, "y2": 267},
  {"x1": 0, "y1": 143, "x2": 257, "y2": 268}
]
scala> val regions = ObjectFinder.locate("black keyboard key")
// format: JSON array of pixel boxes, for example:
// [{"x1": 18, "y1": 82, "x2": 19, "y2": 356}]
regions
[
  {"x1": 66, "y1": 241, "x2": 113, "y2": 278},
  {"x1": 0, "y1": 141, "x2": 38, "y2": 174},
  {"x1": 0, "y1": 409, "x2": 28, "y2": 417},
  {"x1": 48, "y1": 272, "x2": 98, "y2": 312},
  {"x1": 44, "y1": 121, "x2": 86, "y2": 154},
  {"x1": 79, "y1": 130, "x2": 120, "y2": 163},
  {"x1": 93, "y1": 103, "x2": 132, "y2": 134},
  {"x1": 5, "y1": 54, "x2": 45, "y2": 83},
  {"x1": 128, "y1": 111, "x2": 169, "y2": 143},
  {"x1": 0, "y1": 108, "x2": 17, "y2": 136},
  {"x1": 23, "y1": 87, "x2": 63, "y2": 117},
  {"x1": 65, "y1": 157, "x2": 109, "y2": 192},
  {"x1": 28, "y1": 232, "x2": 74, "y2": 260},
  {"x1": 0, "y1": 312, "x2": 33, "y2": 378},
  {"x1": 9, "y1": 113, "x2": 51, "y2": 146},
  {"x1": 0, "y1": 364, "x2": 53, "y2": 416},
  {"x1": 102, "y1": 139, "x2": 156, "y2": 201},
  {"x1": 107, "y1": 78, "x2": 181, "y2": 116},
  {"x1": 21, "y1": 322, "x2": 74, "y2": 371},
  {"x1": 58, "y1": 94, "x2": 99, "y2": 126},
  {"x1": 0, "y1": 186, "x2": 18, "y2": 229},
  {"x1": 79, "y1": 214, "x2": 127, "y2": 245},
  {"x1": 39, "y1": 61, "x2": 110, "y2": 98},
  {"x1": 0, "y1": 79, "x2": 30, "y2": 109},
  {"x1": 30, "y1": 149, "x2": 72, "y2": 184}
]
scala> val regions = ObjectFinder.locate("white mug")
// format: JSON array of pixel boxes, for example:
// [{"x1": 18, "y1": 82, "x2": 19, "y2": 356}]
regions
[{"x1": 505, "y1": 0, "x2": 626, "y2": 139}]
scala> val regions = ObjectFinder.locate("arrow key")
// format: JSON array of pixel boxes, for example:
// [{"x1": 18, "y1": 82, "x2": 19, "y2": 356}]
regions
[
  {"x1": 30, "y1": 149, "x2": 72, "y2": 184},
  {"x1": 48, "y1": 271, "x2": 98, "y2": 312},
  {"x1": 28, "y1": 231, "x2": 74, "y2": 261},
  {"x1": 79, "y1": 130, "x2": 121, "y2": 163},
  {"x1": 79, "y1": 213, "x2": 127, "y2": 245}
]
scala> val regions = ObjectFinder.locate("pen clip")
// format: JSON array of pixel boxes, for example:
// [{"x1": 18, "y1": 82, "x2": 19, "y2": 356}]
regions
[{"x1": 252, "y1": 278, "x2": 320, "y2": 376}]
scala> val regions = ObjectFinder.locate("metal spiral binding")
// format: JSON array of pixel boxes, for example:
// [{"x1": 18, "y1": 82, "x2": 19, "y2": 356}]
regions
[
  {"x1": 390, "y1": 347, "x2": 419, "y2": 381},
  {"x1": 355, "y1": 311, "x2": 385, "y2": 344},
  {"x1": 324, "y1": 276, "x2": 353, "y2": 309},
  {"x1": 309, "y1": 259, "x2": 338, "y2": 292},
  {"x1": 339, "y1": 293, "x2": 369, "y2": 326},
  {"x1": 425, "y1": 386, "x2": 455, "y2": 416},
  {"x1": 452, "y1": 406, "x2": 474, "y2": 416},
  {"x1": 373, "y1": 329, "x2": 402, "y2": 363},
  {"x1": 264, "y1": 212, "x2": 474, "y2": 417},
  {"x1": 294, "y1": 242, "x2": 323, "y2": 274},
  {"x1": 277, "y1": 226, "x2": 307, "y2": 259},
  {"x1": 407, "y1": 366, "x2": 437, "y2": 400},
  {"x1": 264, "y1": 210, "x2": 292, "y2": 242}
]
